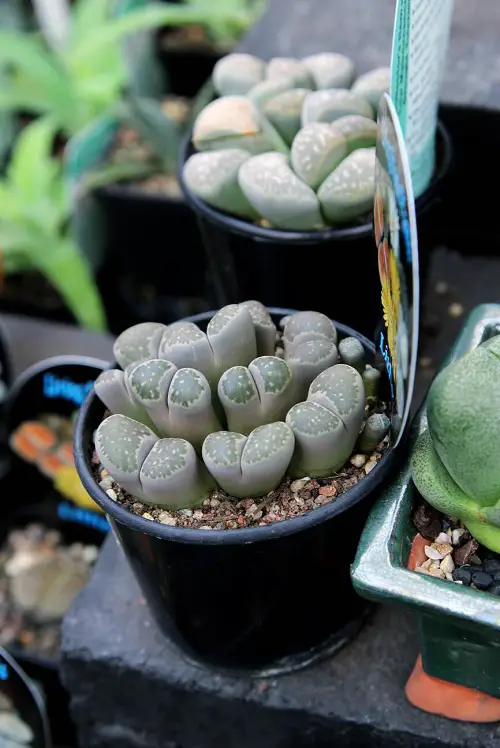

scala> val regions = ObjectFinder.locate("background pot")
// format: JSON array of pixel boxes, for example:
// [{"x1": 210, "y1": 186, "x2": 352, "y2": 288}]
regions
[
  {"x1": 351, "y1": 303, "x2": 500, "y2": 697},
  {"x1": 0, "y1": 645, "x2": 51, "y2": 748},
  {"x1": 179, "y1": 123, "x2": 452, "y2": 340},
  {"x1": 75, "y1": 308, "x2": 402, "y2": 676}
]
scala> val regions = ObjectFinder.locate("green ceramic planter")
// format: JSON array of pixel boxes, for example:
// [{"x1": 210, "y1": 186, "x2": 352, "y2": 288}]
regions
[{"x1": 352, "y1": 303, "x2": 500, "y2": 699}]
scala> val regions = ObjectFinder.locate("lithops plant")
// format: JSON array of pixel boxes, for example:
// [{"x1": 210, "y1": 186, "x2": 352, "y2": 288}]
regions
[
  {"x1": 93, "y1": 304, "x2": 386, "y2": 512},
  {"x1": 411, "y1": 334, "x2": 500, "y2": 553},
  {"x1": 351, "y1": 67, "x2": 391, "y2": 112},
  {"x1": 183, "y1": 51, "x2": 388, "y2": 228}
]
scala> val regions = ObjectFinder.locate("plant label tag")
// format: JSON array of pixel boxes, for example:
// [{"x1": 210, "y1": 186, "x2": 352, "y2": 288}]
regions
[
  {"x1": 390, "y1": 0, "x2": 454, "y2": 197},
  {"x1": 374, "y1": 93, "x2": 419, "y2": 448},
  {"x1": 6, "y1": 357, "x2": 108, "y2": 522}
]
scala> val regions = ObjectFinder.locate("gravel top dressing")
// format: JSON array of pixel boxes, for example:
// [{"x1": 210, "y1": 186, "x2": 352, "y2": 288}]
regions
[{"x1": 411, "y1": 502, "x2": 500, "y2": 596}]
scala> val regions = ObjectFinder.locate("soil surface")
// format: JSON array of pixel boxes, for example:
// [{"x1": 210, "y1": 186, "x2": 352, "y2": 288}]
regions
[
  {"x1": 159, "y1": 24, "x2": 223, "y2": 53},
  {"x1": 411, "y1": 502, "x2": 500, "y2": 596}
]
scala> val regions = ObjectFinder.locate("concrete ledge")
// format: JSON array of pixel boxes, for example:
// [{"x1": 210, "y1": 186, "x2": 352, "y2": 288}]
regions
[{"x1": 61, "y1": 536, "x2": 498, "y2": 748}]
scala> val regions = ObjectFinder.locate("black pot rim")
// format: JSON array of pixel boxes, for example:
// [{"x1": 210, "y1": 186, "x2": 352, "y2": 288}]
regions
[
  {"x1": 178, "y1": 120, "x2": 452, "y2": 243},
  {"x1": 4, "y1": 355, "x2": 109, "y2": 435},
  {"x1": 74, "y1": 307, "x2": 401, "y2": 546}
]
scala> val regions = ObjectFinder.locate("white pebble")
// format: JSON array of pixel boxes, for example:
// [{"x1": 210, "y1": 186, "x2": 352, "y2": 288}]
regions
[
  {"x1": 159, "y1": 512, "x2": 177, "y2": 526},
  {"x1": 99, "y1": 476, "x2": 113, "y2": 491},
  {"x1": 142, "y1": 512, "x2": 154, "y2": 521},
  {"x1": 440, "y1": 554, "x2": 455, "y2": 576},
  {"x1": 106, "y1": 488, "x2": 117, "y2": 501},
  {"x1": 424, "y1": 546, "x2": 443, "y2": 560},
  {"x1": 210, "y1": 498, "x2": 221, "y2": 508},
  {"x1": 193, "y1": 510, "x2": 204, "y2": 520},
  {"x1": 364, "y1": 461, "x2": 376, "y2": 474},
  {"x1": 452, "y1": 528, "x2": 465, "y2": 545},
  {"x1": 427, "y1": 566, "x2": 446, "y2": 579},
  {"x1": 180, "y1": 509, "x2": 193, "y2": 517},
  {"x1": 290, "y1": 478, "x2": 309, "y2": 493},
  {"x1": 82, "y1": 545, "x2": 99, "y2": 565},
  {"x1": 199, "y1": 525, "x2": 214, "y2": 530},
  {"x1": 350, "y1": 454, "x2": 367, "y2": 468},
  {"x1": 435, "y1": 532, "x2": 450, "y2": 545}
]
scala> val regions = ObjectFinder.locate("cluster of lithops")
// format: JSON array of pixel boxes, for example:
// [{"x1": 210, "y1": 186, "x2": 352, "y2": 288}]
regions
[
  {"x1": 411, "y1": 334, "x2": 500, "y2": 554},
  {"x1": 94, "y1": 302, "x2": 389, "y2": 510},
  {"x1": 182, "y1": 52, "x2": 390, "y2": 229}
]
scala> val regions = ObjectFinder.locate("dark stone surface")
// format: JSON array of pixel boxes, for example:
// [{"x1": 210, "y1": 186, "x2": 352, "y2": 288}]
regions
[
  {"x1": 240, "y1": 0, "x2": 500, "y2": 108},
  {"x1": 61, "y1": 536, "x2": 500, "y2": 748}
]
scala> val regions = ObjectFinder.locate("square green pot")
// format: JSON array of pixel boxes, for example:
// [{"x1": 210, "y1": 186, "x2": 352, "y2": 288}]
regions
[{"x1": 352, "y1": 303, "x2": 500, "y2": 699}]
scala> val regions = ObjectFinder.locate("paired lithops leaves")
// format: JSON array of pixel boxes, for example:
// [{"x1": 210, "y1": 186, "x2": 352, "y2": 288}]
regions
[
  {"x1": 238, "y1": 152, "x2": 324, "y2": 230},
  {"x1": 318, "y1": 147, "x2": 376, "y2": 224},
  {"x1": 192, "y1": 96, "x2": 288, "y2": 155},
  {"x1": 287, "y1": 363, "x2": 365, "y2": 477},
  {"x1": 362, "y1": 365, "x2": 381, "y2": 401},
  {"x1": 357, "y1": 413, "x2": 390, "y2": 452},
  {"x1": 263, "y1": 88, "x2": 310, "y2": 145},
  {"x1": 94, "y1": 368, "x2": 153, "y2": 425},
  {"x1": 302, "y1": 89, "x2": 374, "y2": 126},
  {"x1": 182, "y1": 149, "x2": 258, "y2": 219},
  {"x1": 202, "y1": 422, "x2": 295, "y2": 498},
  {"x1": 218, "y1": 356, "x2": 294, "y2": 434},
  {"x1": 96, "y1": 414, "x2": 214, "y2": 508},
  {"x1": 285, "y1": 338, "x2": 339, "y2": 402},
  {"x1": 302, "y1": 53, "x2": 356, "y2": 90},
  {"x1": 113, "y1": 322, "x2": 166, "y2": 369},
  {"x1": 212, "y1": 53, "x2": 265, "y2": 96},
  {"x1": 332, "y1": 115, "x2": 377, "y2": 153},
  {"x1": 282, "y1": 310, "x2": 338, "y2": 354},
  {"x1": 248, "y1": 76, "x2": 296, "y2": 108},
  {"x1": 351, "y1": 66, "x2": 390, "y2": 111},
  {"x1": 291, "y1": 123, "x2": 348, "y2": 190},
  {"x1": 266, "y1": 57, "x2": 314, "y2": 89}
]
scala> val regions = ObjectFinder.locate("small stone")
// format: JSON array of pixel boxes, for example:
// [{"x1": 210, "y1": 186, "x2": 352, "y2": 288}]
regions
[
  {"x1": 99, "y1": 476, "x2": 113, "y2": 491},
  {"x1": 82, "y1": 546, "x2": 99, "y2": 565},
  {"x1": 193, "y1": 510, "x2": 204, "y2": 520},
  {"x1": 451, "y1": 528, "x2": 465, "y2": 545},
  {"x1": 433, "y1": 542, "x2": 453, "y2": 557},
  {"x1": 364, "y1": 461, "x2": 376, "y2": 474},
  {"x1": 415, "y1": 565, "x2": 431, "y2": 576},
  {"x1": 470, "y1": 554, "x2": 482, "y2": 566},
  {"x1": 424, "y1": 546, "x2": 443, "y2": 560},
  {"x1": 454, "y1": 538, "x2": 479, "y2": 566},
  {"x1": 484, "y1": 559, "x2": 500, "y2": 575},
  {"x1": 100, "y1": 469, "x2": 109, "y2": 478},
  {"x1": 452, "y1": 565, "x2": 473, "y2": 585},
  {"x1": 159, "y1": 512, "x2": 177, "y2": 526},
  {"x1": 453, "y1": 579, "x2": 464, "y2": 585},
  {"x1": 435, "y1": 532, "x2": 451, "y2": 545},
  {"x1": 290, "y1": 478, "x2": 309, "y2": 493},
  {"x1": 440, "y1": 554, "x2": 455, "y2": 576},
  {"x1": 435, "y1": 281, "x2": 449, "y2": 295},
  {"x1": 318, "y1": 485, "x2": 336, "y2": 498},
  {"x1": 106, "y1": 488, "x2": 117, "y2": 502},
  {"x1": 199, "y1": 526, "x2": 214, "y2": 530},
  {"x1": 142, "y1": 512, "x2": 154, "y2": 521},
  {"x1": 350, "y1": 454, "x2": 366, "y2": 468},
  {"x1": 210, "y1": 498, "x2": 221, "y2": 508},
  {"x1": 445, "y1": 572, "x2": 454, "y2": 581},
  {"x1": 471, "y1": 570, "x2": 493, "y2": 590},
  {"x1": 132, "y1": 502, "x2": 145, "y2": 514},
  {"x1": 421, "y1": 558, "x2": 432, "y2": 570},
  {"x1": 427, "y1": 567, "x2": 445, "y2": 579},
  {"x1": 412, "y1": 503, "x2": 442, "y2": 540},
  {"x1": 180, "y1": 509, "x2": 193, "y2": 517},
  {"x1": 489, "y1": 581, "x2": 500, "y2": 596},
  {"x1": 448, "y1": 302, "x2": 464, "y2": 317}
]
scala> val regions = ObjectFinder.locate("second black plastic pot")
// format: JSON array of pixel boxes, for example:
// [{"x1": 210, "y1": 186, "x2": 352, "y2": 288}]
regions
[
  {"x1": 179, "y1": 123, "x2": 452, "y2": 340},
  {"x1": 74, "y1": 309, "x2": 402, "y2": 676}
]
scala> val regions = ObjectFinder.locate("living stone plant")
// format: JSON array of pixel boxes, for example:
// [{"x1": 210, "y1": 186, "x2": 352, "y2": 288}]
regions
[
  {"x1": 411, "y1": 334, "x2": 500, "y2": 553},
  {"x1": 182, "y1": 52, "x2": 390, "y2": 229},
  {"x1": 94, "y1": 302, "x2": 389, "y2": 510}
]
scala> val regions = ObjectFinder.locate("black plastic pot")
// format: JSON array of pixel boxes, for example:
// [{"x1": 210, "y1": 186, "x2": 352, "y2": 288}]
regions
[
  {"x1": 156, "y1": 27, "x2": 223, "y2": 97},
  {"x1": 179, "y1": 123, "x2": 453, "y2": 340},
  {"x1": 95, "y1": 185, "x2": 210, "y2": 331},
  {"x1": 74, "y1": 308, "x2": 402, "y2": 676},
  {"x1": 0, "y1": 646, "x2": 51, "y2": 748},
  {"x1": 0, "y1": 499, "x2": 108, "y2": 746}
]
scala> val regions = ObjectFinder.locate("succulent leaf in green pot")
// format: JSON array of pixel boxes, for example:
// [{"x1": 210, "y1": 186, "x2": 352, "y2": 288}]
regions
[
  {"x1": 74, "y1": 302, "x2": 399, "y2": 674},
  {"x1": 352, "y1": 304, "x2": 500, "y2": 719},
  {"x1": 179, "y1": 52, "x2": 451, "y2": 336}
]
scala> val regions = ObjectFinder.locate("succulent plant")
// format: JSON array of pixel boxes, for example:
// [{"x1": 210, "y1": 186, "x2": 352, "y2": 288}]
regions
[
  {"x1": 357, "y1": 413, "x2": 390, "y2": 452},
  {"x1": 183, "y1": 52, "x2": 389, "y2": 229},
  {"x1": 411, "y1": 335, "x2": 500, "y2": 553},
  {"x1": 94, "y1": 304, "x2": 381, "y2": 510}
]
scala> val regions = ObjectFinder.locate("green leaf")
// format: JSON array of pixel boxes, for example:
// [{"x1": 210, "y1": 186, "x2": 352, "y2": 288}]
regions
[
  {"x1": 6, "y1": 116, "x2": 59, "y2": 204},
  {"x1": 80, "y1": 161, "x2": 159, "y2": 192},
  {"x1": 0, "y1": 183, "x2": 24, "y2": 223},
  {"x1": 70, "y1": 0, "x2": 112, "y2": 47},
  {"x1": 32, "y1": 236, "x2": 107, "y2": 330},
  {"x1": 123, "y1": 94, "x2": 182, "y2": 173},
  {"x1": 0, "y1": 31, "x2": 72, "y2": 113}
]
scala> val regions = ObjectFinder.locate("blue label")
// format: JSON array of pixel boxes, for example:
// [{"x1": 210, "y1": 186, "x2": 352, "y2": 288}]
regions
[
  {"x1": 381, "y1": 133, "x2": 412, "y2": 264},
  {"x1": 379, "y1": 331, "x2": 395, "y2": 401},
  {"x1": 43, "y1": 373, "x2": 93, "y2": 407},
  {"x1": 58, "y1": 501, "x2": 109, "y2": 533},
  {"x1": 0, "y1": 665, "x2": 8, "y2": 680}
]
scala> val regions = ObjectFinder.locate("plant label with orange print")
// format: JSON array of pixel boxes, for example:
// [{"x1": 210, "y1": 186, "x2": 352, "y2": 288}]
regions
[{"x1": 374, "y1": 93, "x2": 419, "y2": 447}]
